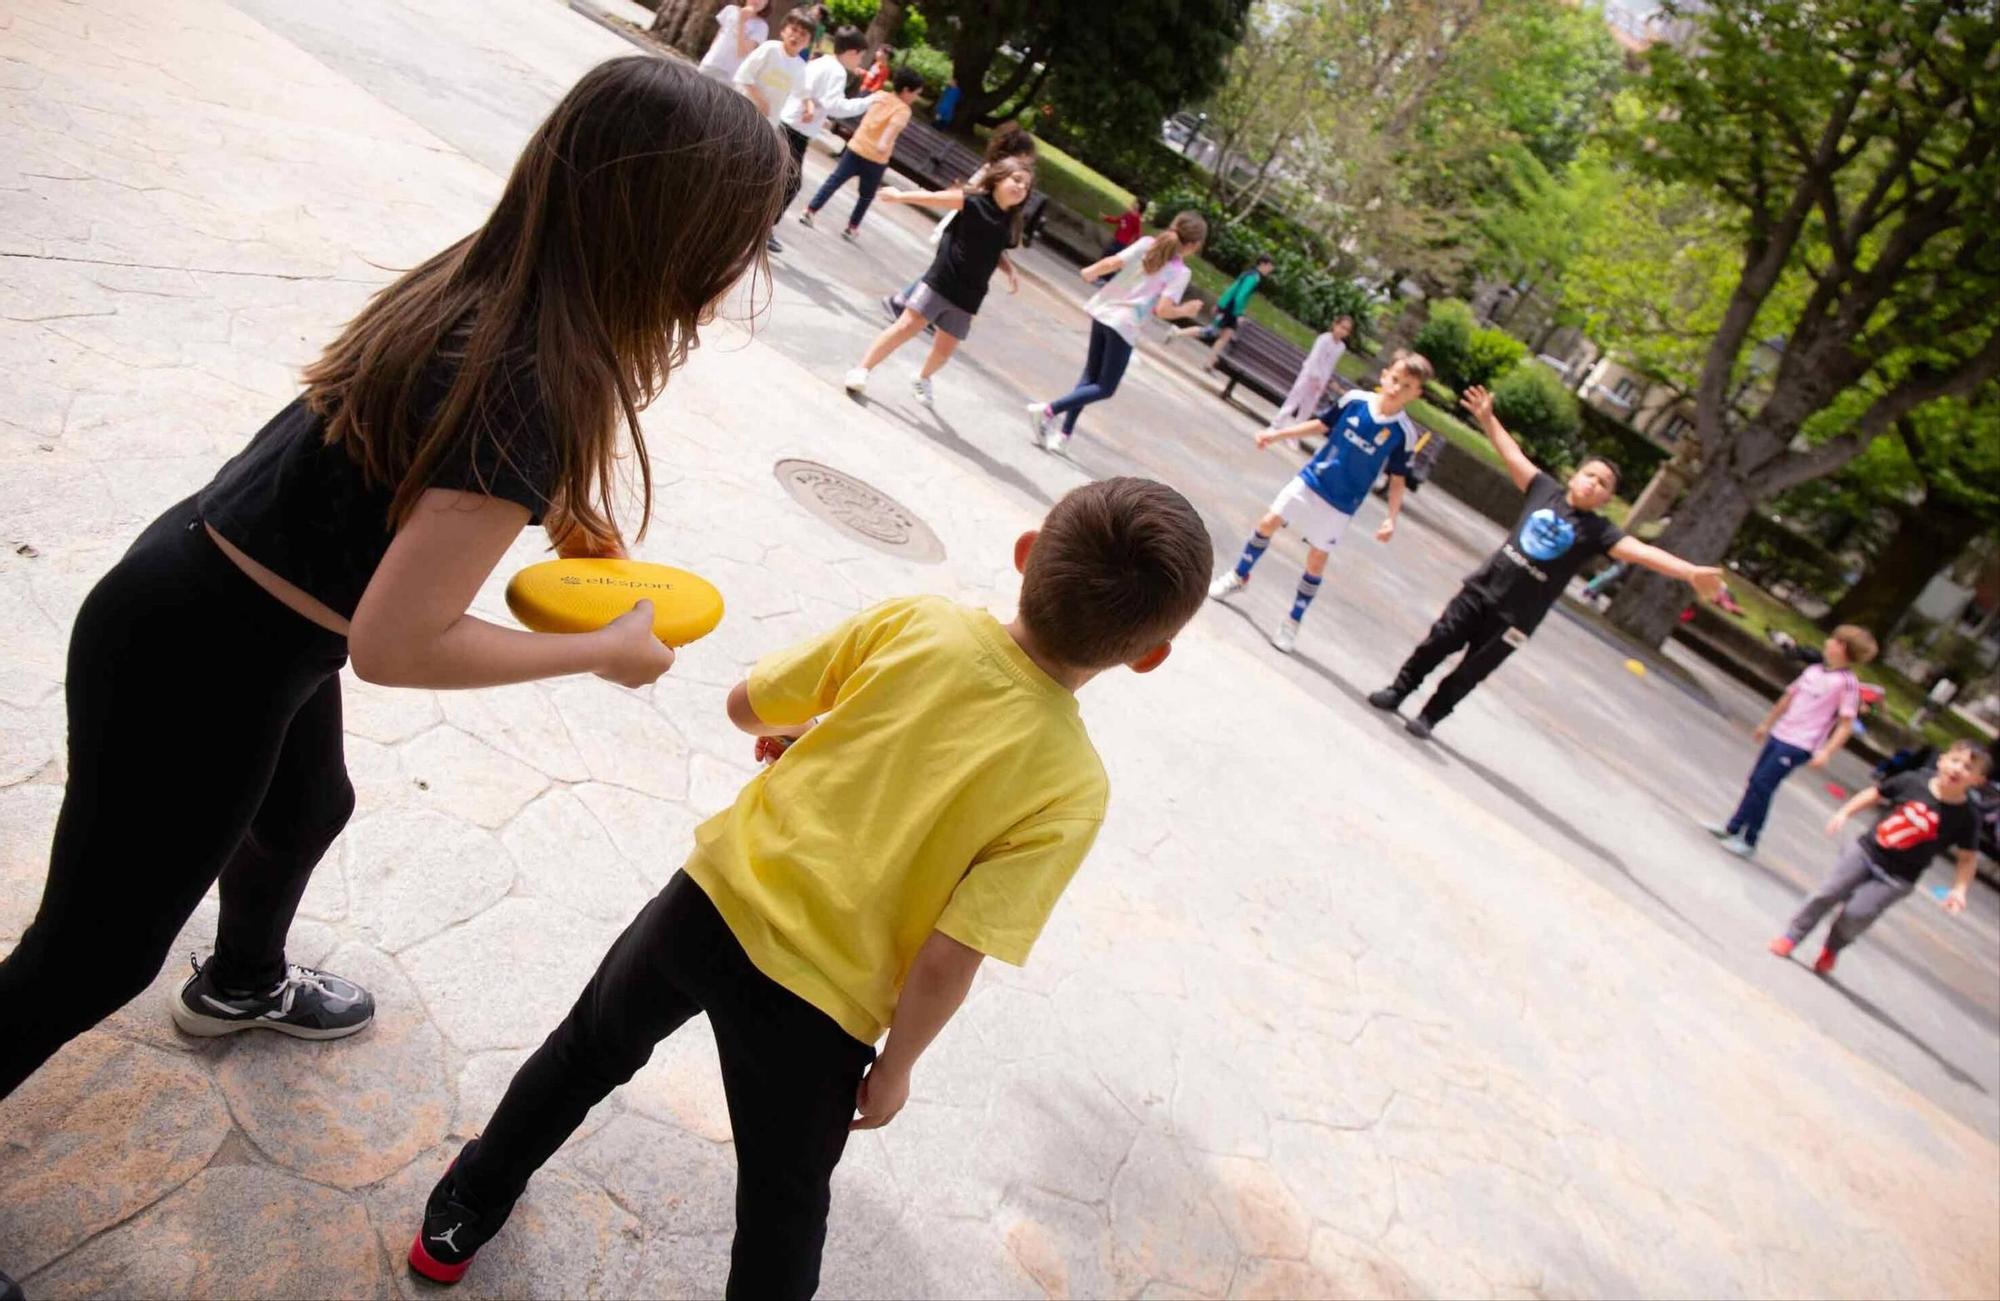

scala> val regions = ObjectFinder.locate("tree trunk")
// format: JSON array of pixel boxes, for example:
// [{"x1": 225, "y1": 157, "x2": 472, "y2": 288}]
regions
[
  {"x1": 1606, "y1": 461, "x2": 1755, "y2": 645},
  {"x1": 653, "y1": 0, "x2": 725, "y2": 56},
  {"x1": 864, "y1": 0, "x2": 903, "y2": 51},
  {"x1": 1825, "y1": 499, "x2": 1986, "y2": 634}
]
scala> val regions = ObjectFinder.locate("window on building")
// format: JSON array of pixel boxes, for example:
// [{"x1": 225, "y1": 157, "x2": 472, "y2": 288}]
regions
[
  {"x1": 1613, "y1": 376, "x2": 1638, "y2": 402},
  {"x1": 1662, "y1": 414, "x2": 1694, "y2": 442}
]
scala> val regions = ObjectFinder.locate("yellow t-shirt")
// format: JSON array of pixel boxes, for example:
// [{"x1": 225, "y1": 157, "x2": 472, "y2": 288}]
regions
[
  {"x1": 684, "y1": 596, "x2": 1107, "y2": 1043},
  {"x1": 847, "y1": 93, "x2": 911, "y2": 163}
]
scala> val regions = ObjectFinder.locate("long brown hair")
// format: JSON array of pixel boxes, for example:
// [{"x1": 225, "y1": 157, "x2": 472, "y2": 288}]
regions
[
  {"x1": 1142, "y1": 210, "x2": 1207, "y2": 275},
  {"x1": 303, "y1": 57, "x2": 786, "y2": 544},
  {"x1": 983, "y1": 121, "x2": 1038, "y2": 166},
  {"x1": 969, "y1": 156, "x2": 1037, "y2": 243}
]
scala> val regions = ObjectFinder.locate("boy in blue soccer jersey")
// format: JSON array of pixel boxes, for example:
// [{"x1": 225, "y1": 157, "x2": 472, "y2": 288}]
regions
[{"x1": 1208, "y1": 350, "x2": 1433, "y2": 653}]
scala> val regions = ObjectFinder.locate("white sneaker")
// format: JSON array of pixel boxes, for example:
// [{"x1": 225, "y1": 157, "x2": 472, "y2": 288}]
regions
[
  {"x1": 1720, "y1": 834, "x2": 1756, "y2": 859},
  {"x1": 1025, "y1": 401, "x2": 1052, "y2": 444},
  {"x1": 798, "y1": 209, "x2": 815, "y2": 228},
  {"x1": 1042, "y1": 431, "x2": 1072, "y2": 457},
  {"x1": 1208, "y1": 572, "x2": 1246, "y2": 601},
  {"x1": 913, "y1": 376, "x2": 934, "y2": 408},
  {"x1": 842, "y1": 367, "x2": 869, "y2": 394},
  {"x1": 1271, "y1": 619, "x2": 1300, "y2": 653}
]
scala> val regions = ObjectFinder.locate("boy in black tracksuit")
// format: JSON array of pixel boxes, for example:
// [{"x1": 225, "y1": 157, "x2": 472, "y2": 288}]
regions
[{"x1": 1368, "y1": 385, "x2": 1724, "y2": 738}]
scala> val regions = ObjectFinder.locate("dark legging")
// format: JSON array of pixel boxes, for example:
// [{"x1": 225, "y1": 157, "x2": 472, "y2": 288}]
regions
[
  {"x1": 781, "y1": 125, "x2": 809, "y2": 212},
  {"x1": 1046, "y1": 320, "x2": 1135, "y2": 435},
  {"x1": 806, "y1": 149, "x2": 887, "y2": 228},
  {"x1": 1389, "y1": 584, "x2": 1521, "y2": 723},
  {"x1": 0, "y1": 497, "x2": 352, "y2": 1098},
  {"x1": 459, "y1": 871, "x2": 875, "y2": 1301}
]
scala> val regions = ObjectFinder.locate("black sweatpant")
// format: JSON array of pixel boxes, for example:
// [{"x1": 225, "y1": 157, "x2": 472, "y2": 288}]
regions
[
  {"x1": 0, "y1": 497, "x2": 352, "y2": 1098},
  {"x1": 782, "y1": 124, "x2": 810, "y2": 212},
  {"x1": 459, "y1": 871, "x2": 875, "y2": 1301},
  {"x1": 1390, "y1": 584, "x2": 1521, "y2": 723}
]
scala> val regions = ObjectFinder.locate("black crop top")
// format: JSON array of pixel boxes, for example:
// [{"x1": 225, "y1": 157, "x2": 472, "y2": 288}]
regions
[{"x1": 197, "y1": 359, "x2": 559, "y2": 619}]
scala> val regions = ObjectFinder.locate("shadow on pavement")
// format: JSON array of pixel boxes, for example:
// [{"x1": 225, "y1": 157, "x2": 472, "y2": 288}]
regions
[
  {"x1": 1817, "y1": 970, "x2": 1989, "y2": 1094},
  {"x1": 1433, "y1": 738, "x2": 1721, "y2": 950},
  {"x1": 857, "y1": 398, "x2": 1056, "y2": 509}
]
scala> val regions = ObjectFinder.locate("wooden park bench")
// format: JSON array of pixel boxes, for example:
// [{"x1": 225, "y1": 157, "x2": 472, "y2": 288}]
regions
[
  {"x1": 830, "y1": 114, "x2": 1050, "y2": 244},
  {"x1": 1212, "y1": 317, "x2": 1308, "y2": 406}
]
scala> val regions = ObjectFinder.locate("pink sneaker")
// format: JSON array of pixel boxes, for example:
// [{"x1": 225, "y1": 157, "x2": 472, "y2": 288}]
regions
[{"x1": 1767, "y1": 936, "x2": 1796, "y2": 958}]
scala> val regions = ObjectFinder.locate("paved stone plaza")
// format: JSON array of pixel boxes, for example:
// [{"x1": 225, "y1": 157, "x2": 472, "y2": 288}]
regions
[{"x1": 2, "y1": 1, "x2": 1997, "y2": 1297}]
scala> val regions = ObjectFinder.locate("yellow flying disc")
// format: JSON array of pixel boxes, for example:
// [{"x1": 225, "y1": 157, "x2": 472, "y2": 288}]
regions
[{"x1": 505, "y1": 558, "x2": 724, "y2": 646}]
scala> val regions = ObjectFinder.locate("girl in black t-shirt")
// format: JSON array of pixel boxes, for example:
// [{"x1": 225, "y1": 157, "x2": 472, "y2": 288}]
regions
[
  {"x1": 0, "y1": 58, "x2": 790, "y2": 1099},
  {"x1": 842, "y1": 157, "x2": 1034, "y2": 409}
]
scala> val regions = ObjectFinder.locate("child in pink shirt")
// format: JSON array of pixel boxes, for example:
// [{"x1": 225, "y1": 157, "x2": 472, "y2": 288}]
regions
[{"x1": 1705, "y1": 624, "x2": 1878, "y2": 858}]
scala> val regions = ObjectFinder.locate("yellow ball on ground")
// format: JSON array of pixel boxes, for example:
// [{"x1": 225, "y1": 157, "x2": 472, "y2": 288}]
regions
[{"x1": 1624, "y1": 658, "x2": 1647, "y2": 677}]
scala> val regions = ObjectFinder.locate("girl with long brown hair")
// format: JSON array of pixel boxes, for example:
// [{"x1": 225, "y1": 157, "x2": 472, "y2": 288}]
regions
[
  {"x1": 0, "y1": 56, "x2": 788, "y2": 1097},
  {"x1": 843, "y1": 156, "x2": 1036, "y2": 408},
  {"x1": 1027, "y1": 209, "x2": 1208, "y2": 455}
]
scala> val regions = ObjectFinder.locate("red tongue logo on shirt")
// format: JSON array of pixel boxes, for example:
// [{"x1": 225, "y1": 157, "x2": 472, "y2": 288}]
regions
[{"x1": 1875, "y1": 801, "x2": 1939, "y2": 851}]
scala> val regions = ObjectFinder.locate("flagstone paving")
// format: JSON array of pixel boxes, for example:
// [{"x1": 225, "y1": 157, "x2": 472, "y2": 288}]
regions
[{"x1": 2, "y1": 1, "x2": 1996, "y2": 1297}]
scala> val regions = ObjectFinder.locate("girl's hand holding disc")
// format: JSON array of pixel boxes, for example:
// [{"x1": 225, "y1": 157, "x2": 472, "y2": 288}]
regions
[{"x1": 594, "y1": 601, "x2": 676, "y2": 688}]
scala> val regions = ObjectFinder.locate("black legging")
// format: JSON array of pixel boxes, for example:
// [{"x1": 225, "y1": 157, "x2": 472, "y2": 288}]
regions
[{"x1": 0, "y1": 497, "x2": 352, "y2": 1097}]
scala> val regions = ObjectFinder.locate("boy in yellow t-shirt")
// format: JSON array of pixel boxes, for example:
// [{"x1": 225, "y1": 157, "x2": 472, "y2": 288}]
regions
[{"x1": 409, "y1": 478, "x2": 1213, "y2": 1297}]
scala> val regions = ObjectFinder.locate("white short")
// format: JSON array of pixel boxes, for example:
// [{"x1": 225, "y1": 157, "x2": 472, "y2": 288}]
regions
[{"x1": 1268, "y1": 477, "x2": 1355, "y2": 552}]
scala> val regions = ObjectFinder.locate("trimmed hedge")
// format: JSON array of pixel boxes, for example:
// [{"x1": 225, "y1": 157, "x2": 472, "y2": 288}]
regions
[{"x1": 1491, "y1": 364, "x2": 1582, "y2": 468}]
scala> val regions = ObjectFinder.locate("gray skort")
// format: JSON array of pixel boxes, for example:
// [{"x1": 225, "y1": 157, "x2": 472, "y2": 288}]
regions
[{"x1": 907, "y1": 282, "x2": 974, "y2": 341}]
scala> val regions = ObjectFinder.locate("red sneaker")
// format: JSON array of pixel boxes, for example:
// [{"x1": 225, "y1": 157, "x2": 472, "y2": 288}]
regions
[
  {"x1": 1812, "y1": 947, "x2": 1837, "y2": 975},
  {"x1": 1767, "y1": 936, "x2": 1796, "y2": 958}
]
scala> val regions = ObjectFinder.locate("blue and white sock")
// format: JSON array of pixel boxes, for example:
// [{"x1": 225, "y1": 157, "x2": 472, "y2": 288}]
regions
[
  {"x1": 1233, "y1": 532, "x2": 1272, "y2": 580},
  {"x1": 1290, "y1": 571, "x2": 1322, "y2": 623}
]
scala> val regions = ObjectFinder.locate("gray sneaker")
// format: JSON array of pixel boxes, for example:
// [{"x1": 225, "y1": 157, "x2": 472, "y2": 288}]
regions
[{"x1": 170, "y1": 954, "x2": 375, "y2": 1040}]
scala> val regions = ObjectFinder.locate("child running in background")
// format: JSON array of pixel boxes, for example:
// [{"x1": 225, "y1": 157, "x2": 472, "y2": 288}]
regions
[
  {"x1": 1705, "y1": 624, "x2": 1879, "y2": 859},
  {"x1": 860, "y1": 44, "x2": 892, "y2": 92},
  {"x1": 799, "y1": 67, "x2": 922, "y2": 240},
  {"x1": 1024, "y1": 211, "x2": 1208, "y2": 456},
  {"x1": 407, "y1": 478, "x2": 1214, "y2": 1297},
  {"x1": 697, "y1": 0, "x2": 769, "y2": 83},
  {"x1": 1272, "y1": 315, "x2": 1353, "y2": 427},
  {"x1": 732, "y1": 10, "x2": 817, "y2": 222},
  {"x1": 769, "y1": 24, "x2": 875, "y2": 254},
  {"x1": 1771, "y1": 740, "x2": 1988, "y2": 975},
  {"x1": 1172, "y1": 255, "x2": 1271, "y2": 369},
  {"x1": 1208, "y1": 351, "x2": 1429, "y2": 654},
  {"x1": 886, "y1": 122, "x2": 1037, "y2": 323},
  {"x1": 1096, "y1": 196, "x2": 1147, "y2": 268},
  {"x1": 842, "y1": 157, "x2": 1033, "y2": 407}
]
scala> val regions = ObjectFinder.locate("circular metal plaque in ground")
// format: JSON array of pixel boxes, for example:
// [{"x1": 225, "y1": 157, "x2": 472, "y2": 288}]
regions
[{"x1": 773, "y1": 459, "x2": 945, "y2": 563}]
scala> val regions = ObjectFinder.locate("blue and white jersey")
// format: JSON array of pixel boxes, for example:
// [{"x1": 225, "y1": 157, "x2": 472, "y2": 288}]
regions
[{"x1": 1297, "y1": 392, "x2": 1418, "y2": 514}]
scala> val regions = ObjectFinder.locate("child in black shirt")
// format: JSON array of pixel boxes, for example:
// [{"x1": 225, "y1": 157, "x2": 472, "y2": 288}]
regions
[
  {"x1": 1772, "y1": 740, "x2": 1989, "y2": 974},
  {"x1": 843, "y1": 157, "x2": 1032, "y2": 409},
  {"x1": 1368, "y1": 386, "x2": 1724, "y2": 737}
]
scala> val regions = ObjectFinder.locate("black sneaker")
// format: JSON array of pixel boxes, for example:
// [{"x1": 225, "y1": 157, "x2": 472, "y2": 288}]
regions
[
  {"x1": 880, "y1": 293, "x2": 903, "y2": 323},
  {"x1": 169, "y1": 953, "x2": 374, "y2": 1040},
  {"x1": 766, "y1": 234, "x2": 784, "y2": 254},
  {"x1": 1404, "y1": 715, "x2": 1435, "y2": 740},
  {"x1": 2, "y1": 1267, "x2": 25, "y2": 1301},
  {"x1": 409, "y1": 1143, "x2": 508, "y2": 1285},
  {"x1": 1366, "y1": 688, "x2": 1404, "y2": 712}
]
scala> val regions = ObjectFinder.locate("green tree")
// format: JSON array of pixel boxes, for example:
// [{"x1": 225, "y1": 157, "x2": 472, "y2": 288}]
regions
[
  {"x1": 916, "y1": 1, "x2": 1248, "y2": 140},
  {"x1": 1598, "y1": 0, "x2": 2000, "y2": 647},
  {"x1": 1823, "y1": 396, "x2": 2000, "y2": 633}
]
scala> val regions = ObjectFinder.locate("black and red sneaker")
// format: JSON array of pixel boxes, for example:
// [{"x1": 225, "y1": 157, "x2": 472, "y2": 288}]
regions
[{"x1": 408, "y1": 1144, "x2": 506, "y2": 1285}]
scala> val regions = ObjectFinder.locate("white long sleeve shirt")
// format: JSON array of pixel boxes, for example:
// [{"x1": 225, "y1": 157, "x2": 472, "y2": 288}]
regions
[
  {"x1": 781, "y1": 55, "x2": 877, "y2": 141},
  {"x1": 1298, "y1": 332, "x2": 1347, "y2": 386}
]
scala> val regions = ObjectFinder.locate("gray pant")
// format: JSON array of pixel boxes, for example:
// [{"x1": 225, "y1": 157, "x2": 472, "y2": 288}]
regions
[{"x1": 1785, "y1": 839, "x2": 1915, "y2": 952}]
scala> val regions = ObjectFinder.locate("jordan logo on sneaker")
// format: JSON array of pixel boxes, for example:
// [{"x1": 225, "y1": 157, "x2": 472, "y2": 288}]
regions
[{"x1": 430, "y1": 1224, "x2": 464, "y2": 1252}]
